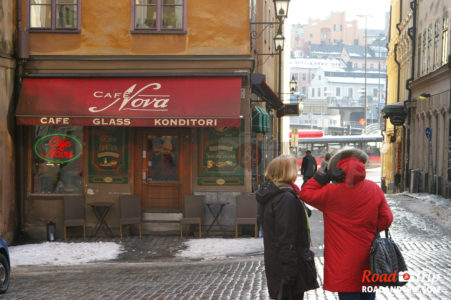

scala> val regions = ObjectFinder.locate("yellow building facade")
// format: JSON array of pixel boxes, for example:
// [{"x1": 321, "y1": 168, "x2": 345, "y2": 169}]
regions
[
  {"x1": 382, "y1": 0, "x2": 413, "y2": 192},
  {"x1": 0, "y1": 0, "x2": 17, "y2": 241},
  {"x1": 15, "y1": 0, "x2": 285, "y2": 239}
]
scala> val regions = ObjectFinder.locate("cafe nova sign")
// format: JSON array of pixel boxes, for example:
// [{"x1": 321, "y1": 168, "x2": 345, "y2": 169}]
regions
[{"x1": 34, "y1": 134, "x2": 82, "y2": 163}]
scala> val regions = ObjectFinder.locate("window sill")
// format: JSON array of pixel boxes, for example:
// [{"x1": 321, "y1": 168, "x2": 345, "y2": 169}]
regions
[
  {"x1": 130, "y1": 29, "x2": 187, "y2": 35},
  {"x1": 28, "y1": 193, "x2": 83, "y2": 200},
  {"x1": 29, "y1": 29, "x2": 81, "y2": 34}
]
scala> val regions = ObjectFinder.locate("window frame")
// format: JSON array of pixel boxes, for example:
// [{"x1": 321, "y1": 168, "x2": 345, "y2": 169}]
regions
[
  {"x1": 131, "y1": 0, "x2": 187, "y2": 34},
  {"x1": 29, "y1": 126, "x2": 84, "y2": 196},
  {"x1": 442, "y1": 13, "x2": 449, "y2": 66},
  {"x1": 28, "y1": 0, "x2": 81, "y2": 33}
]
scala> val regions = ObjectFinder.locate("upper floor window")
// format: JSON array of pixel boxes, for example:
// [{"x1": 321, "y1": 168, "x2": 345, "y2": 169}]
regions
[
  {"x1": 434, "y1": 19, "x2": 440, "y2": 69},
  {"x1": 442, "y1": 14, "x2": 449, "y2": 66},
  {"x1": 417, "y1": 34, "x2": 422, "y2": 78},
  {"x1": 29, "y1": 0, "x2": 80, "y2": 31},
  {"x1": 133, "y1": 0, "x2": 186, "y2": 33}
]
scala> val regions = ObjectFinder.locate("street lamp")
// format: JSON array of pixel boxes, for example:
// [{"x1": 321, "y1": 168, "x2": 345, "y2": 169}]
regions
[
  {"x1": 274, "y1": 32, "x2": 285, "y2": 52},
  {"x1": 357, "y1": 14, "x2": 370, "y2": 128},
  {"x1": 274, "y1": 0, "x2": 290, "y2": 21},
  {"x1": 274, "y1": 29, "x2": 285, "y2": 154},
  {"x1": 289, "y1": 75, "x2": 297, "y2": 93}
]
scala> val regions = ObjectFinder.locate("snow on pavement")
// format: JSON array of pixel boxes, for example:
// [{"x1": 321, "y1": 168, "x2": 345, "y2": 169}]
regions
[
  {"x1": 175, "y1": 238, "x2": 264, "y2": 260},
  {"x1": 9, "y1": 241, "x2": 124, "y2": 267}
]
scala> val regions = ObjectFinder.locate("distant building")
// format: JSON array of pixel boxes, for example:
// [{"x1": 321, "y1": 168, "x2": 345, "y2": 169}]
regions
[
  {"x1": 288, "y1": 12, "x2": 388, "y2": 135},
  {"x1": 383, "y1": 0, "x2": 450, "y2": 197}
]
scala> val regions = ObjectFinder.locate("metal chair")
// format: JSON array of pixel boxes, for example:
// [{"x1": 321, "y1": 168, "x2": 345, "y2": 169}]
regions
[
  {"x1": 119, "y1": 195, "x2": 142, "y2": 239},
  {"x1": 180, "y1": 195, "x2": 205, "y2": 238},
  {"x1": 63, "y1": 196, "x2": 86, "y2": 241},
  {"x1": 235, "y1": 194, "x2": 258, "y2": 238}
]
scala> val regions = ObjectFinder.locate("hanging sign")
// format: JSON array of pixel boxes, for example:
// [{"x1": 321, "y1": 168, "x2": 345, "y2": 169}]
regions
[
  {"x1": 34, "y1": 134, "x2": 82, "y2": 163},
  {"x1": 425, "y1": 127, "x2": 432, "y2": 140}
]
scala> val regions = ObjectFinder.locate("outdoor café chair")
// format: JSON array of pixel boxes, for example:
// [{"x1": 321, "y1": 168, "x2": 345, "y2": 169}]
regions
[
  {"x1": 180, "y1": 195, "x2": 205, "y2": 238},
  {"x1": 63, "y1": 195, "x2": 86, "y2": 241},
  {"x1": 235, "y1": 194, "x2": 258, "y2": 238},
  {"x1": 119, "y1": 194, "x2": 143, "y2": 239}
]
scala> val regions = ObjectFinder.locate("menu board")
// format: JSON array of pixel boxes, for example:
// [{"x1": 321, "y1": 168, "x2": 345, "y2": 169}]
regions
[
  {"x1": 88, "y1": 127, "x2": 129, "y2": 184},
  {"x1": 198, "y1": 126, "x2": 244, "y2": 185}
]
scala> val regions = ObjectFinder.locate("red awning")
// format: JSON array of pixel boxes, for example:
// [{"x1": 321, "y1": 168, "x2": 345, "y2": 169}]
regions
[{"x1": 16, "y1": 77, "x2": 242, "y2": 127}]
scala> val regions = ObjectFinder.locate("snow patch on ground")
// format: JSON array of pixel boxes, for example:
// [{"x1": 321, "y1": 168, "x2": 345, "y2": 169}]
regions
[
  {"x1": 9, "y1": 241, "x2": 124, "y2": 267},
  {"x1": 176, "y1": 238, "x2": 264, "y2": 260},
  {"x1": 400, "y1": 192, "x2": 451, "y2": 228}
]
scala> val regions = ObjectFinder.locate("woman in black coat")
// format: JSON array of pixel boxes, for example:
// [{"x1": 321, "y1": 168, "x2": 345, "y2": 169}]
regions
[{"x1": 256, "y1": 155, "x2": 319, "y2": 300}]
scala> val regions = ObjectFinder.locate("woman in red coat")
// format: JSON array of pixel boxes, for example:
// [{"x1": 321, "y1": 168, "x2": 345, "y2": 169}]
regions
[{"x1": 292, "y1": 148, "x2": 393, "y2": 300}]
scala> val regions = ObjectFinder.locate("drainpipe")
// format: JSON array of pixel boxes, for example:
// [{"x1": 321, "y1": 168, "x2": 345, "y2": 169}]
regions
[
  {"x1": 391, "y1": 0, "x2": 403, "y2": 192},
  {"x1": 404, "y1": 0, "x2": 417, "y2": 190},
  {"x1": 14, "y1": 0, "x2": 28, "y2": 234}
]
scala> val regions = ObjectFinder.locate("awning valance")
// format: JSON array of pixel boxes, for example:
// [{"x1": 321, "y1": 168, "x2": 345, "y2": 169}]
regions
[
  {"x1": 16, "y1": 77, "x2": 242, "y2": 127},
  {"x1": 252, "y1": 106, "x2": 270, "y2": 133},
  {"x1": 251, "y1": 73, "x2": 285, "y2": 117}
]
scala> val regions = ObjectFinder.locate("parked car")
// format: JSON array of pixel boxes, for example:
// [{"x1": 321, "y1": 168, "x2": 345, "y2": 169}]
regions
[{"x1": 0, "y1": 238, "x2": 10, "y2": 294}]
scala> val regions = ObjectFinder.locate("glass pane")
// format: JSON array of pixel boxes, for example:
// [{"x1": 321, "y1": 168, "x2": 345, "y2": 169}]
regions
[
  {"x1": 56, "y1": 5, "x2": 78, "y2": 28},
  {"x1": 57, "y1": 0, "x2": 77, "y2": 4},
  {"x1": 31, "y1": 0, "x2": 51, "y2": 4},
  {"x1": 162, "y1": 5, "x2": 183, "y2": 29},
  {"x1": 163, "y1": 0, "x2": 183, "y2": 4},
  {"x1": 30, "y1": 4, "x2": 51, "y2": 28},
  {"x1": 147, "y1": 136, "x2": 179, "y2": 181},
  {"x1": 136, "y1": 0, "x2": 156, "y2": 4},
  {"x1": 32, "y1": 126, "x2": 83, "y2": 193},
  {"x1": 135, "y1": 6, "x2": 157, "y2": 29}
]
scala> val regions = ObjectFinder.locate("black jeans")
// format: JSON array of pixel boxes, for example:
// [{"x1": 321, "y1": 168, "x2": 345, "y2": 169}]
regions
[
  {"x1": 338, "y1": 292, "x2": 375, "y2": 300},
  {"x1": 302, "y1": 176, "x2": 313, "y2": 187},
  {"x1": 281, "y1": 293, "x2": 304, "y2": 300}
]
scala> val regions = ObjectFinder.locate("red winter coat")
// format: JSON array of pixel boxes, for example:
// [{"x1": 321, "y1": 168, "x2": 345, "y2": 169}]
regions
[{"x1": 298, "y1": 155, "x2": 393, "y2": 292}]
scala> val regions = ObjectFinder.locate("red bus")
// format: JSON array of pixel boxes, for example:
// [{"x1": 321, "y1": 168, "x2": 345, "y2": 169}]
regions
[{"x1": 291, "y1": 134, "x2": 383, "y2": 171}]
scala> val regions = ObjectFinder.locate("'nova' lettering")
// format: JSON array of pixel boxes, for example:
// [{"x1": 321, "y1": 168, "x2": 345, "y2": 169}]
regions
[{"x1": 89, "y1": 83, "x2": 170, "y2": 113}]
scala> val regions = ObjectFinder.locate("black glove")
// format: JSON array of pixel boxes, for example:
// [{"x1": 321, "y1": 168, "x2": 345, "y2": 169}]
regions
[
  {"x1": 313, "y1": 171, "x2": 330, "y2": 186},
  {"x1": 328, "y1": 167, "x2": 346, "y2": 183},
  {"x1": 282, "y1": 276, "x2": 297, "y2": 287}
]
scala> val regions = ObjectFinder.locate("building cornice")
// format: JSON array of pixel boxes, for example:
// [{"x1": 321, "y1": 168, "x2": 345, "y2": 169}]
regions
[{"x1": 410, "y1": 64, "x2": 451, "y2": 88}]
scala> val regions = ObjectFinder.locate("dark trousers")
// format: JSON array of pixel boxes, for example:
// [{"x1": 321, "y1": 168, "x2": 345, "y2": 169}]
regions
[
  {"x1": 338, "y1": 292, "x2": 375, "y2": 300},
  {"x1": 302, "y1": 176, "x2": 313, "y2": 187},
  {"x1": 281, "y1": 293, "x2": 304, "y2": 300}
]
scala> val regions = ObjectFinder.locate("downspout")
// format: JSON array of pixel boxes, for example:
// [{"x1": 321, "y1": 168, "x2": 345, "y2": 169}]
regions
[
  {"x1": 14, "y1": 0, "x2": 28, "y2": 234},
  {"x1": 404, "y1": 0, "x2": 417, "y2": 190},
  {"x1": 392, "y1": 0, "x2": 403, "y2": 191},
  {"x1": 382, "y1": 5, "x2": 393, "y2": 192}
]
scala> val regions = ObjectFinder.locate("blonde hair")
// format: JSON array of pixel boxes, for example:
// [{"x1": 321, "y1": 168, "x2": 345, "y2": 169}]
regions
[{"x1": 265, "y1": 154, "x2": 298, "y2": 184}]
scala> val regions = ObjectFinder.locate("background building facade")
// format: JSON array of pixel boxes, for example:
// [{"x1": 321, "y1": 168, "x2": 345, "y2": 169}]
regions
[
  {"x1": 14, "y1": 0, "x2": 285, "y2": 239},
  {"x1": 0, "y1": 0, "x2": 17, "y2": 242}
]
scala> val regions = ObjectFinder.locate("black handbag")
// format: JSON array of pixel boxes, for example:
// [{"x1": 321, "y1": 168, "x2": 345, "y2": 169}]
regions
[{"x1": 369, "y1": 229, "x2": 407, "y2": 286}]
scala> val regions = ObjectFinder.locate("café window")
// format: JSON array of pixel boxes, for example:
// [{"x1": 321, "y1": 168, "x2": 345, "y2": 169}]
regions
[
  {"x1": 29, "y1": 0, "x2": 80, "y2": 31},
  {"x1": 32, "y1": 126, "x2": 83, "y2": 194},
  {"x1": 197, "y1": 127, "x2": 244, "y2": 186},
  {"x1": 133, "y1": 0, "x2": 186, "y2": 32}
]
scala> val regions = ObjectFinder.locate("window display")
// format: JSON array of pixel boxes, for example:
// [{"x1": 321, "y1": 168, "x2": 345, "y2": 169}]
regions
[{"x1": 32, "y1": 126, "x2": 83, "y2": 193}]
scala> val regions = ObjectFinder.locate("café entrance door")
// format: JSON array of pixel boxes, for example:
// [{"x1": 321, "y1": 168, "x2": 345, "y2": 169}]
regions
[{"x1": 135, "y1": 128, "x2": 191, "y2": 213}]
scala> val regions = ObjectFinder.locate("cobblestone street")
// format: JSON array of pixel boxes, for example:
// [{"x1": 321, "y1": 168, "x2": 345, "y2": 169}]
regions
[{"x1": 3, "y1": 193, "x2": 450, "y2": 300}]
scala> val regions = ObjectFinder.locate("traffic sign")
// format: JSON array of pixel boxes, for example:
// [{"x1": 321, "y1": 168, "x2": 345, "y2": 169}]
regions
[{"x1": 425, "y1": 127, "x2": 432, "y2": 140}]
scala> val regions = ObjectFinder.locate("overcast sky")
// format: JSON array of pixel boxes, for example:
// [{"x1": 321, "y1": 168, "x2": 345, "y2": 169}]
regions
[{"x1": 287, "y1": 0, "x2": 391, "y2": 30}]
